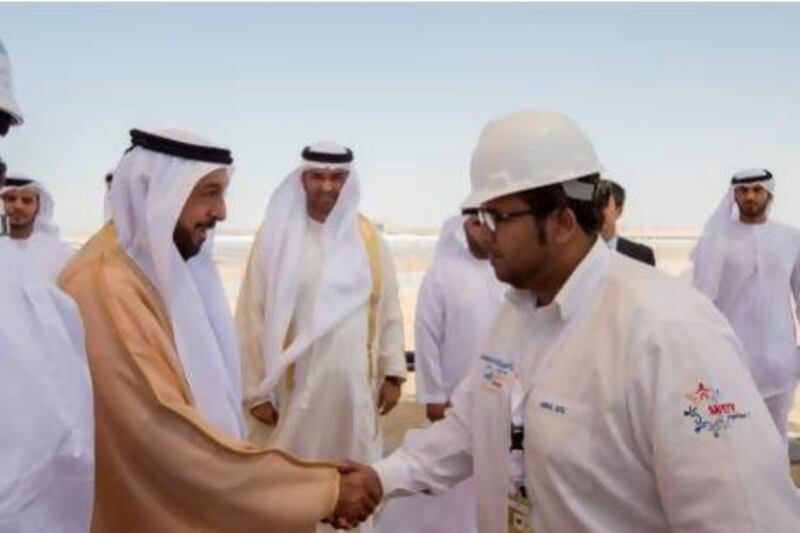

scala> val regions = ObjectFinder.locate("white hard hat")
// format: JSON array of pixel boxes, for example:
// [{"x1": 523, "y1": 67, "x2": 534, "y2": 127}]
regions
[
  {"x1": 0, "y1": 40, "x2": 24, "y2": 126},
  {"x1": 462, "y1": 110, "x2": 601, "y2": 208}
]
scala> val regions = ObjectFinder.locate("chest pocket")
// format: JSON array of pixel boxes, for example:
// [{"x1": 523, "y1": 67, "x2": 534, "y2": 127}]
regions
[{"x1": 525, "y1": 391, "x2": 594, "y2": 497}]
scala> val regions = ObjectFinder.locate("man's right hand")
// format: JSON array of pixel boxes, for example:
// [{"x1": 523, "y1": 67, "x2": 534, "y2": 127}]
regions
[
  {"x1": 250, "y1": 401, "x2": 279, "y2": 426},
  {"x1": 425, "y1": 401, "x2": 451, "y2": 422},
  {"x1": 327, "y1": 460, "x2": 383, "y2": 529}
]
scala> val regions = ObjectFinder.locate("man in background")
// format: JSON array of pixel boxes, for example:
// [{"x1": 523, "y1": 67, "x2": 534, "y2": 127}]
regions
[
  {"x1": 692, "y1": 168, "x2": 800, "y2": 442},
  {"x1": 237, "y1": 142, "x2": 407, "y2": 533},
  {"x1": 1, "y1": 177, "x2": 74, "y2": 281},
  {"x1": 376, "y1": 211, "x2": 504, "y2": 533},
  {"x1": 599, "y1": 178, "x2": 656, "y2": 266}
]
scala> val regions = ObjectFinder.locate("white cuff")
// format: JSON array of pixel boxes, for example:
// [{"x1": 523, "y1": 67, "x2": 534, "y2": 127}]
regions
[
  {"x1": 372, "y1": 451, "x2": 415, "y2": 498},
  {"x1": 415, "y1": 392, "x2": 448, "y2": 404}
]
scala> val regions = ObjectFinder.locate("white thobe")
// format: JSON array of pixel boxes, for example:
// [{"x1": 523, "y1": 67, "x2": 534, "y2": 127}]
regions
[
  {"x1": 0, "y1": 272, "x2": 94, "y2": 532},
  {"x1": 0, "y1": 233, "x2": 74, "y2": 282},
  {"x1": 377, "y1": 239, "x2": 504, "y2": 533},
  {"x1": 375, "y1": 240, "x2": 800, "y2": 532},
  {"x1": 709, "y1": 220, "x2": 800, "y2": 436},
  {"x1": 413, "y1": 249, "x2": 506, "y2": 404},
  {"x1": 238, "y1": 221, "x2": 406, "y2": 533}
]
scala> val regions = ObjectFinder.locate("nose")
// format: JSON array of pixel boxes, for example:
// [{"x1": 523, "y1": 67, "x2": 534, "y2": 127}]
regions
[
  {"x1": 211, "y1": 197, "x2": 227, "y2": 222},
  {"x1": 321, "y1": 178, "x2": 335, "y2": 192}
]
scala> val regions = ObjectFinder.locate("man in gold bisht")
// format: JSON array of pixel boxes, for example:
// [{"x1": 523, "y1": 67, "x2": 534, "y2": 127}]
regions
[{"x1": 60, "y1": 129, "x2": 379, "y2": 532}]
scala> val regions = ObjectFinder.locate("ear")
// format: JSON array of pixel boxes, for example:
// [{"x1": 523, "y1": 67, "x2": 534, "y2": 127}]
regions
[
  {"x1": 550, "y1": 207, "x2": 578, "y2": 244},
  {"x1": 300, "y1": 170, "x2": 312, "y2": 192}
]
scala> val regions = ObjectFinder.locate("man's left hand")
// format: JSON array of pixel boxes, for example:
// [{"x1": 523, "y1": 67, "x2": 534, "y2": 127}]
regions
[{"x1": 378, "y1": 378, "x2": 403, "y2": 415}]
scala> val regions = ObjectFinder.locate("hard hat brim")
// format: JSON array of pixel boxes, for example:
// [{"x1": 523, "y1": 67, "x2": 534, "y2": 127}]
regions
[
  {"x1": 0, "y1": 103, "x2": 24, "y2": 126},
  {"x1": 460, "y1": 169, "x2": 600, "y2": 209}
]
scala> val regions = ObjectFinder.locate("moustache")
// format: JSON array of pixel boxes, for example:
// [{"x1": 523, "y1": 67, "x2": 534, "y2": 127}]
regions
[{"x1": 195, "y1": 220, "x2": 217, "y2": 231}]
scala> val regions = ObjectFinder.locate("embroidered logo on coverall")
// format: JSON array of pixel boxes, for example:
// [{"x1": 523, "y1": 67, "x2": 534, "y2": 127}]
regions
[
  {"x1": 479, "y1": 354, "x2": 514, "y2": 393},
  {"x1": 683, "y1": 381, "x2": 749, "y2": 437}
]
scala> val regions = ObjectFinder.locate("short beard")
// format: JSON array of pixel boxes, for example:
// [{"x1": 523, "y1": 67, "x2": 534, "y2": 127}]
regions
[
  {"x1": 173, "y1": 223, "x2": 202, "y2": 260},
  {"x1": 8, "y1": 219, "x2": 35, "y2": 239},
  {"x1": 736, "y1": 199, "x2": 770, "y2": 222},
  {"x1": 467, "y1": 238, "x2": 489, "y2": 260}
]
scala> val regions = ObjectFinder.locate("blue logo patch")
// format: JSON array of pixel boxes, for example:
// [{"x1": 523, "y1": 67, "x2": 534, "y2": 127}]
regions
[{"x1": 479, "y1": 354, "x2": 514, "y2": 393}]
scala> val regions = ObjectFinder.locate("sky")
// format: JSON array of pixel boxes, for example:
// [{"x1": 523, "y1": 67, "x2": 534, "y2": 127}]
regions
[{"x1": 1, "y1": 3, "x2": 799, "y2": 239}]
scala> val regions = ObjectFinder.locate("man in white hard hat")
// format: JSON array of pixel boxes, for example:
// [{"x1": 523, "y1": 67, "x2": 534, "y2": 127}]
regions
[
  {"x1": 0, "y1": 39, "x2": 94, "y2": 533},
  {"x1": 691, "y1": 169, "x2": 800, "y2": 443},
  {"x1": 0, "y1": 36, "x2": 24, "y2": 231},
  {"x1": 331, "y1": 110, "x2": 800, "y2": 531},
  {"x1": 1, "y1": 176, "x2": 74, "y2": 282},
  {"x1": 236, "y1": 142, "x2": 407, "y2": 533},
  {"x1": 0, "y1": 39, "x2": 24, "y2": 136}
]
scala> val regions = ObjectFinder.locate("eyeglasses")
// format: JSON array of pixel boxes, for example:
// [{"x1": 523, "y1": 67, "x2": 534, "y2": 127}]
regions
[{"x1": 477, "y1": 208, "x2": 536, "y2": 233}]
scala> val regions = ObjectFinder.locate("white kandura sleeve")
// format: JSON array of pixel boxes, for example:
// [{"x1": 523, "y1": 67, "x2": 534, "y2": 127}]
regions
[
  {"x1": 373, "y1": 363, "x2": 476, "y2": 498},
  {"x1": 630, "y1": 312, "x2": 800, "y2": 532},
  {"x1": 413, "y1": 264, "x2": 448, "y2": 404}
]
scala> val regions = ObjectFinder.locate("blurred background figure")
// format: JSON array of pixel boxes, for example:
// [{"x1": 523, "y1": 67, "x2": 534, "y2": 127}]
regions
[{"x1": 598, "y1": 178, "x2": 656, "y2": 266}]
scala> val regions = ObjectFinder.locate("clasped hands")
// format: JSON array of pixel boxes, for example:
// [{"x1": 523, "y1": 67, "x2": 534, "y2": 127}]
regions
[{"x1": 324, "y1": 460, "x2": 384, "y2": 529}]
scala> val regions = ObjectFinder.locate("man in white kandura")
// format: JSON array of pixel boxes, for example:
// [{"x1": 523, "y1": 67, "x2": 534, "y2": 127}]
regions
[
  {"x1": 334, "y1": 110, "x2": 800, "y2": 532},
  {"x1": 376, "y1": 211, "x2": 504, "y2": 533},
  {"x1": 691, "y1": 168, "x2": 800, "y2": 442},
  {"x1": 1, "y1": 177, "x2": 74, "y2": 282},
  {"x1": 0, "y1": 38, "x2": 94, "y2": 533},
  {"x1": 237, "y1": 142, "x2": 407, "y2": 533},
  {"x1": 0, "y1": 277, "x2": 95, "y2": 533}
]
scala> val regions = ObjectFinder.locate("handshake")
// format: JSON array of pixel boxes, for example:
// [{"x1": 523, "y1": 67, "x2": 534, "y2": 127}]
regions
[{"x1": 324, "y1": 460, "x2": 384, "y2": 529}]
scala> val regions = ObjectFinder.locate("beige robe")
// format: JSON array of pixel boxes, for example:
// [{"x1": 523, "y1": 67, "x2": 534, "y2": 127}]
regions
[{"x1": 59, "y1": 223, "x2": 339, "y2": 533}]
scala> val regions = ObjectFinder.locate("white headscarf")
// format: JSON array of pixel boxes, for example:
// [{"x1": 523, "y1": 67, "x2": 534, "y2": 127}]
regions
[
  {"x1": 254, "y1": 142, "x2": 371, "y2": 399},
  {"x1": 1, "y1": 177, "x2": 59, "y2": 237},
  {"x1": 0, "y1": 40, "x2": 24, "y2": 126},
  {"x1": 110, "y1": 129, "x2": 245, "y2": 439},
  {"x1": 434, "y1": 214, "x2": 469, "y2": 258},
  {"x1": 691, "y1": 168, "x2": 775, "y2": 300}
]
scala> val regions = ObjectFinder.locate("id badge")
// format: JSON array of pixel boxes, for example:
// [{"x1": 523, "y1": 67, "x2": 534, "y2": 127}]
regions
[{"x1": 507, "y1": 489, "x2": 533, "y2": 533}]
